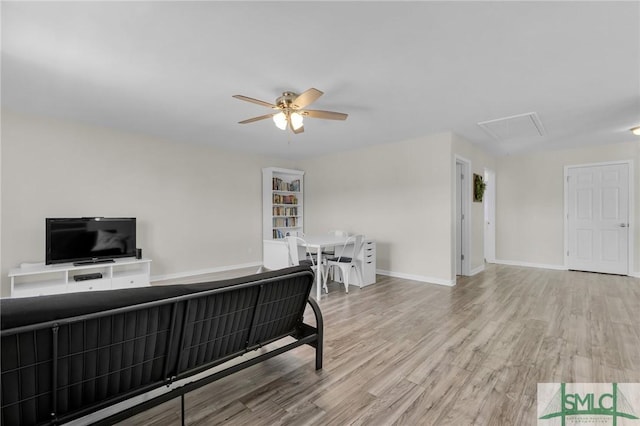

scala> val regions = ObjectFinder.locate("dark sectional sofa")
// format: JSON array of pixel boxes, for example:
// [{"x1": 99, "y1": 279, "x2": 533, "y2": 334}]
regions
[{"x1": 0, "y1": 265, "x2": 322, "y2": 425}]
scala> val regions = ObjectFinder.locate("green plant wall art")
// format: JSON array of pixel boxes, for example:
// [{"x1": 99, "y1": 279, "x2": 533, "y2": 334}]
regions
[{"x1": 473, "y1": 173, "x2": 486, "y2": 202}]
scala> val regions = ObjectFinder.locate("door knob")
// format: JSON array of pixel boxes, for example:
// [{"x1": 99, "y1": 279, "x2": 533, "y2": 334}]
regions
[{"x1": 618, "y1": 223, "x2": 628, "y2": 227}]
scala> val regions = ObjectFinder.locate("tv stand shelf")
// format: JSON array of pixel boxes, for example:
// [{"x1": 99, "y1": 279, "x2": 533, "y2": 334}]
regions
[{"x1": 8, "y1": 258, "x2": 151, "y2": 298}]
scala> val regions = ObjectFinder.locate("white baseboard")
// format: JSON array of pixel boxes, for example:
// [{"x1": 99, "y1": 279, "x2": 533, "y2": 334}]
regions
[
  {"x1": 470, "y1": 264, "x2": 485, "y2": 276},
  {"x1": 492, "y1": 261, "x2": 640, "y2": 278},
  {"x1": 376, "y1": 269, "x2": 455, "y2": 287},
  {"x1": 493, "y1": 259, "x2": 567, "y2": 271},
  {"x1": 151, "y1": 261, "x2": 263, "y2": 282}
]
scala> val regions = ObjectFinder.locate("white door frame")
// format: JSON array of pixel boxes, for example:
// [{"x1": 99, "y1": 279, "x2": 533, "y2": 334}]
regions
[
  {"x1": 484, "y1": 168, "x2": 496, "y2": 263},
  {"x1": 455, "y1": 155, "x2": 472, "y2": 277},
  {"x1": 563, "y1": 159, "x2": 634, "y2": 275}
]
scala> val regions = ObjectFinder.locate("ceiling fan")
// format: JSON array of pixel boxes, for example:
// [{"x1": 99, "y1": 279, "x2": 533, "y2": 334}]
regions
[{"x1": 232, "y1": 88, "x2": 348, "y2": 134}]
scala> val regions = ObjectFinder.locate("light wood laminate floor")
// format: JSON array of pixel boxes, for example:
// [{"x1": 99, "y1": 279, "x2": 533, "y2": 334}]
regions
[{"x1": 118, "y1": 264, "x2": 640, "y2": 425}]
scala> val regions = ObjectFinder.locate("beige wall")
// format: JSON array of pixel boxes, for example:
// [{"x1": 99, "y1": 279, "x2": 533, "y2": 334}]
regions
[
  {"x1": 0, "y1": 111, "x2": 290, "y2": 296},
  {"x1": 3, "y1": 110, "x2": 636, "y2": 297},
  {"x1": 495, "y1": 141, "x2": 640, "y2": 273},
  {"x1": 299, "y1": 133, "x2": 456, "y2": 284},
  {"x1": 1, "y1": 113, "x2": 471, "y2": 292}
]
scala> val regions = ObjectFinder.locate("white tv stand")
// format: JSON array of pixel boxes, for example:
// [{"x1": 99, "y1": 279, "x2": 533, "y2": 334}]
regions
[{"x1": 8, "y1": 258, "x2": 152, "y2": 298}]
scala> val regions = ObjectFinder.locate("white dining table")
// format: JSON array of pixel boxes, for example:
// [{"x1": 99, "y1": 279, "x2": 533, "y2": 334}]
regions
[{"x1": 298, "y1": 234, "x2": 350, "y2": 300}]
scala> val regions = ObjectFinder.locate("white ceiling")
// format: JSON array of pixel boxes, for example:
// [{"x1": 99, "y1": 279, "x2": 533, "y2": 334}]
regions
[{"x1": 2, "y1": 1, "x2": 639, "y2": 159}]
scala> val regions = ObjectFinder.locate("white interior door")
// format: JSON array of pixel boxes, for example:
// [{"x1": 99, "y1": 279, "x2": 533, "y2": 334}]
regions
[
  {"x1": 567, "y1": 163, "x2": 629, "y2": 275},
  {"x1": 484, "y1": 169, "x2": 496, "y2": 263}
]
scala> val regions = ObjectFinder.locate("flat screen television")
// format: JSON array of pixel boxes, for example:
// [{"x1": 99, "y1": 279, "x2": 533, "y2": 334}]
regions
[{"x1": 46, "y1": 217, "x2": 136, "y2": 265}]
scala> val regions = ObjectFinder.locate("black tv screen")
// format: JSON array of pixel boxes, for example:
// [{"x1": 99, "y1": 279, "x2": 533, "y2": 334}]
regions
[{"x1": 46, "y1": 217, "x2": 136, "y2": 265}]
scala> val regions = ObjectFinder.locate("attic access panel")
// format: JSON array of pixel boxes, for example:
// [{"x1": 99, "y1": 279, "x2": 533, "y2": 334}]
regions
[{"x1": 478, "y1": 112, "x2": 546, "y2": 141}]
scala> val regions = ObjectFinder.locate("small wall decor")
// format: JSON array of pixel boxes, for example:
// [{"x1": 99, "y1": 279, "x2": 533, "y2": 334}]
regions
[{"x1": 473, "y1": 173, "x2": 486, "y2": 202}]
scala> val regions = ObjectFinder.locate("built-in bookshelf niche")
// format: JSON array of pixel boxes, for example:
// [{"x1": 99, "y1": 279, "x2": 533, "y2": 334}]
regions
[{"x1": 262, "y1": 167, "x2": 304, "y2": 240}]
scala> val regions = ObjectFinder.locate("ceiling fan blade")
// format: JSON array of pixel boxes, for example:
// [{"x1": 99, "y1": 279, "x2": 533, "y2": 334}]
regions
[
  {"x1": 302, "y1": 109, "x2": 348, "y2": 120},
  {"x1": 292, "y1": 88, "x2": 323, "y2": 109},
  {"x1": 238, "y1": 113, "x2": 276, "y2": 124},
  {"x1": 232, "y1": 95, "x2": 277, "y2": 108}
]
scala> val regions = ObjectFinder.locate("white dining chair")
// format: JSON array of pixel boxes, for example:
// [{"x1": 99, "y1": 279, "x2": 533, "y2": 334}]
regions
[
  {"x1": 323, "y1": 234, "x2": 364, "y2": 293},
  {"x1": 322, "y1": 230, "x2": 350, "y2": 280},
  {"x1": 286, "y1": 231, "x2": 320, "y2": 262},
  {"x1": 285, "y1": 236, "x2": 327, "y2": 293}
]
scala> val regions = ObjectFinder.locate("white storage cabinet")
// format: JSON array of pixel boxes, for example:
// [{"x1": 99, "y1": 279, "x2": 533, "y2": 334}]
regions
[{"x1": 8, "y1": 258, "x2": 152, "y2": 298}]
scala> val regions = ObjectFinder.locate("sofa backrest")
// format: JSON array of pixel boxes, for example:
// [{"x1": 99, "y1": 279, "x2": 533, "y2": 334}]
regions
[{"x1": 1, "y1": 266, "x2": 314, "y2": 426}]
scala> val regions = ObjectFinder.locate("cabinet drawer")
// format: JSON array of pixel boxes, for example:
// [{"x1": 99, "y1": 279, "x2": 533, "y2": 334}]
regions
[
  {"x1": 112, "y1": 274, "x2": 149, "y2": 290},
  {"x1": 362, "y1": 257, "x2": 376, "y2": 269},
  {"x1": 69, "y1": 279, "x2": 111, "y2": 293},
  {"x1": 13, "y1": 283, "x2": 68, "y2": 298}
]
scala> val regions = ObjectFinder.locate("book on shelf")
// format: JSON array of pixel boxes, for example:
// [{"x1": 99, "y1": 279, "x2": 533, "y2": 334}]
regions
[
  {"x1": 273, "y1": 217, "x2": 298, "y2": 227},
  {"x1": 272, "y1": 178, "x2": 301, "y2": 192},
  {"x1": 272, "y1": 177, "x2": 282, "y2": 191},
  {"x1": 272, "y1": 228, "x2": 301, "y2": 239},
  {"x1": 272, "y1": 194, "x2": 298, "y2": 205},
  {"x1": 272, "y1": 206, "x2": 298, "y2": 216}
]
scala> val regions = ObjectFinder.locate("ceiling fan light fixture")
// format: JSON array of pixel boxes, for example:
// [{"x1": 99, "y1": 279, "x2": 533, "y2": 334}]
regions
[
  {"x1": 234, "y1": 88, "x2": 347, "y2": 134},
  {"x1": 273, "y1": 112, "x2": 287, "y2": 130},
  {"x1": 291, "y1": 112, "x2": 304, "y2": 130},
  {"x1": 631, "y1": 126, "x2": 640, "y2": 136}
]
